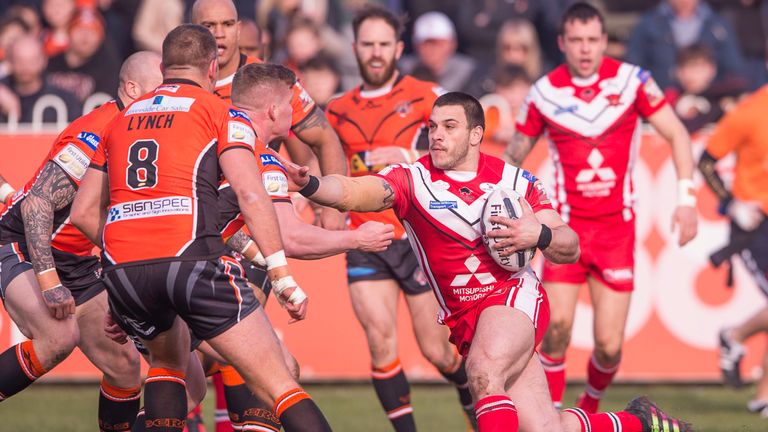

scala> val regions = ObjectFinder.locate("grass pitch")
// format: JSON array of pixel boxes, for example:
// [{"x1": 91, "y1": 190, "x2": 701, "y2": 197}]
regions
[{"x1": 0, "y1": 383, "x2": 764, "y2": 431}]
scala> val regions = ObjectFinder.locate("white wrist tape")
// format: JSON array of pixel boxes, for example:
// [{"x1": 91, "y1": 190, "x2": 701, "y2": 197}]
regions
[
  {"x1": 240, "y1": 240, "x2": 266, "y2": 266},
  {"x1": 271, "y1": 275, "x2": 296, "y2": 296},
  {"x1": 0, "y1": 183, "x2": 15, "y2": 202},
  {"x1": 265, "y1": 250, "x2": 288, "y2": 270},
  {"x1": 677, "y1": 179, "x2": 697, "y2": 207},
  {"x1": 286, "y1": 286, "x2": 307, "y2": 305}
]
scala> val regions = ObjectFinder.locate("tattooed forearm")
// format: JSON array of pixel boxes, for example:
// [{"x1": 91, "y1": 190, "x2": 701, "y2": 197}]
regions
[
  {"x1": 504, "y1": 132, "x2": 538, "y2": 166},
  {"x1": 291, "y1": 107, "x2": 330, "y2": 135},
  {"x1": 226, "y1": 229, "x2": 251, "y2": 254},
  {"x1": 21, "y1": 162, "x2": 77, "y2": 274},
  {"x1": 380, "y1": 180, "x2": 394, "y2": 210}
]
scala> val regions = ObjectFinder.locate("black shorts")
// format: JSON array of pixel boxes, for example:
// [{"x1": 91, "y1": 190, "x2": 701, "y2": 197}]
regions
[
  {"x1": 228, "y1": 249, "x2": 271, "y2": 301},
  {"x1": 103, "y1": 256, "x2": 259, "y2": 342},
  {"x1": 0, "y1": 242, "x2": 104, "y2": 305},
  {"x1": 732, "y1": 219, "x2": 768, "y2": 296},
  {"x1": 346, "y1": 239, "x2": 430, "y2": 295}
]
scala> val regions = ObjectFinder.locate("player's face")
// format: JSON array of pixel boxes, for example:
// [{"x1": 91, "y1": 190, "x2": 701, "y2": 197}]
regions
[
  {"x1": 428, "y1": 105, "x2": 480, "y2": 171},
  {"x1": 195, "y1": 3, "x2": 241, "y2": 69},
  {"x1": 558, "y1": 17, "x2": 607, "y2": 78},
  {"x1": 354, "y1": 18, "x2": 403, "y2": 88}
]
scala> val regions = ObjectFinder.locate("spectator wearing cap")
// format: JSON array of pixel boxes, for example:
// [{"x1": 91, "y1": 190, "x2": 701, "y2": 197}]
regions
[
  {"x1": 0, "y1": 34, "x2": 80, "y2": 123},
  {"x1": 626, "y1": 0, "x2": 746, "y2": 90},
  {"x1": 46, "y1": 8, "x2": 120, "y2": 102},
  {"x1": 399, "y1": 11, "x2": 479, "y2": 93}
]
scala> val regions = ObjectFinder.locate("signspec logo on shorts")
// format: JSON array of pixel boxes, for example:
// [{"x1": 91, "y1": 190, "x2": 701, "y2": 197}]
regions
[{"x1": 107, "y1": 196, "x2": 192, "y2": 223}]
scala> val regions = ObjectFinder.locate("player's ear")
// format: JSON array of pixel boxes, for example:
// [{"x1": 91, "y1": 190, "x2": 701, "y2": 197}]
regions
[
  {"x1": 207, "y1": 58, "x2": 218, "y2": 83},
  {"x1": 395, "y1": 40, "x2": 404, "y2": 60},
  {"x1": 469, "y1": 126, "x2": 483, "y2": 146},
  {"x1": 267, "y1": 103, "x2": 277, "y2": 122}
]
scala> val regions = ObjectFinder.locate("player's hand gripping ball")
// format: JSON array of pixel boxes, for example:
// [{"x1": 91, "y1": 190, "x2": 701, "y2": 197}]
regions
[{"x1": 480, "y1": 188, "x2": 536, "y2": 272}]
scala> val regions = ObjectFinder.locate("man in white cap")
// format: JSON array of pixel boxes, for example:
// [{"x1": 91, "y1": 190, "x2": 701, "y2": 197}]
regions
[{"x1": 400, "y1": 11, "x2": 479, "y2": 93}]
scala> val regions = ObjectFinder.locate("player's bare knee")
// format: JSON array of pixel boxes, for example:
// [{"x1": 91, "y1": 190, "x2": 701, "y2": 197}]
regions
[
  {"x1": 285, "y1": 352, "x2": 300, "y2": 380},
  {"x1": 39, "y1": 326, "x2": 79, "y2": 368},
  {"x1": 100, "y1": 345, "x2": 141, "y2": 387},
  {"x1": 542, "y1": 321, "x2": 572, "y2": 355},
  {"x1": 593, "y1": 341, "x2": 622, "y2": 366},
  {"x1": 420, "y1": 341, "x2": 455, "y2": 371},
  {"x1": 466, "y1": 357, "x2": 506, "y2": 398}
]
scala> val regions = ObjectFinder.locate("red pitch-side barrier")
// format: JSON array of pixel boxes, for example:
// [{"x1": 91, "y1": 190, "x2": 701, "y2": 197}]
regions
[{"x1": 0, "y1": 130, "x2": 764, "y2": 382}]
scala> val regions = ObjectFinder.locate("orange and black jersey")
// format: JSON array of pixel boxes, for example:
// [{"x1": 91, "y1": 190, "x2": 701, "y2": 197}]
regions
[
  {"x1": 93, "y1": 79, "x2": 259, "y2": 267},
  {"x1": 214, "y1": 54, "x2": 317, "y2": 129},
  {"x1": 326, "y1": 74, "x2": 443, "y2": 237},
  {"x1": 0, "y1": 100, "x2": 123, "y2": 256},
  {"x1": 219, "y1": 146, "x2": 291, "y2": 242}
]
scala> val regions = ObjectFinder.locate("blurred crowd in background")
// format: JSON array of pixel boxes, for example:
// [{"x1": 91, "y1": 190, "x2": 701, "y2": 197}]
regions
[{"x1": 0, "y1": 0, "x2": 766, "y2": 142}]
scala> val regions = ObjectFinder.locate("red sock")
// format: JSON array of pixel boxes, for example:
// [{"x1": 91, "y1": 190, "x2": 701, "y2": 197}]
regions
[
  {"x1": 565, "y1": 408, "x2": 642, "y2": 432},
  {"x1": 475, "y1": 395, "x2": 518, "y2": 432},
  {"x1": 540, "y1": 352, "x2": 566, "y2": 409},
  {"x1": 578, "y1": 354, "x2": 620, "y2": 413},
  {"x1": 212, "y1": 373, "x2": 232, "y2": 432}
]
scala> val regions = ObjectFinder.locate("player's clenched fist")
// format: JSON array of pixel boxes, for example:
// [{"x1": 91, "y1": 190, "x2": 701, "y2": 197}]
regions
[
  {"x1": 486, "y1": 197, "x2": 543, "y2": 257},
  {"x1": 354, "y1": 221, "x2": 395, "y2": 252}
]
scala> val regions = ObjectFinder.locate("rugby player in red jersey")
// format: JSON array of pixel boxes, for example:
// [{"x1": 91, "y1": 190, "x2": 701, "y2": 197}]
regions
[
  {"x1": 280, "y1": 91, "x2": 693, "y2": 432},
  {"x1": 506, "y1": 3, "x2": 698, "y2": 413}
]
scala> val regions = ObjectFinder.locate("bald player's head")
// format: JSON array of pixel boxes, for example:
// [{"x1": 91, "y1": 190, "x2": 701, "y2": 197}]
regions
[
  {"x1": 191, "y1": 0, "x2": 241, "y2": 72},
  {"x1": 117, "y1": 51, "x2": 162, "y2": 103}
]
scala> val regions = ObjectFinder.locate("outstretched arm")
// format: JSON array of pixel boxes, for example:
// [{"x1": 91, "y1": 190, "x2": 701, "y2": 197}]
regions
[
  {"x1": 21, "y1": 162, "x2": 78, "y2": 319},
  {"x1": 299, "y1": 174, "x2": 396, "y2": 213},
  {"x1": 647, "y1": 104, "x2": 698, "y2": 246}
]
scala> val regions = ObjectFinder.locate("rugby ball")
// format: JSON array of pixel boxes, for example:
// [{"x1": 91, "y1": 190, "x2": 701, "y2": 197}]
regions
[{"x1": 480, "y1": 188, "x2": 536, "y2": 272}]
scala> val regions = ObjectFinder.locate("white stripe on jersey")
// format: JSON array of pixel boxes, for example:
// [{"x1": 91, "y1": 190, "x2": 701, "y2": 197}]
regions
[
  {"x1": 529, "y1": 63, "x2": 641, "y2": 137},
  {"x1": 547, "y1": 137, "x2": 570, "y2": 223},
  {"x1": 404, "y1": 219, "x2": 450, "y2": 322}
]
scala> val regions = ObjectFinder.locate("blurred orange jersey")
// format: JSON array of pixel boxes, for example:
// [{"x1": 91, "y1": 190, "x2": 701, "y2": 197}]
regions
[
  {"x1": 214, "y1": 54, "x2": 317, "y2": 128},
  {"x1": 706, "y1": 86, "x2": 768, "y2": 213},
  {"x1": 0, "y1": 100, "x2": 123, "y2": 256},
  {"x1": 326, "y1": 74, "x2": 442, "y2": 238},
  {"x1": 93, "y1": 80, "x2": 258, "y2": 267}
]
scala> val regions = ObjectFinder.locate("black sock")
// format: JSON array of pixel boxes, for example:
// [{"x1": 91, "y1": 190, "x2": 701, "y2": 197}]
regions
[
  {"x1": 439, "y1": 357, "x2": 474, "y2": 409},
  {"x1": 274, "y1": 388, "x2": 331, "y2": 432},
  {"x1": 0, "y1": 341, "x2": 47, "y2": 401},
  {"x1": 98, "y1": 379, "x2": 141, "y2": 431},
  {"x1": 224, "y1": 382, "x2": 281, "y2": 431},
  {"x1": 142, "y1": 368, "x2": 187, "y2": 431},
  {"x1": 372, "y1": 360, "x2": 416, "y2": 432}
]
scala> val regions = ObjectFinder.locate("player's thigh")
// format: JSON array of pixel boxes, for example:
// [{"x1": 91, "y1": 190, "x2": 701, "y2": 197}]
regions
[
  {"x1": 466, "y1": 305, "x2": 535, "y2": 396},
  {"x1": 142, "y1": 315, "x2": 192, "y2": 371},
  {"x1": 587, "y1": 276, "x2": 631, "y2": 347},
  {"x1": 4, "y1": 268, "x2": 78, "y2": 345},
  {"x1": 206, "y1": 307, "x2": 297, "y2": 405},
  {"x1": 507, "y1": 354, "x2": 566, "y2": 432},
  {"x1": 542, "y1": 282, "x2": 580, "y2": 325},
  {"x1": 76, "y1": 290, "x2": 140, "y2": 385},
  {"x1": 348, "y1": 279, "x2": 400, "y2": 341},
  {"x1": 404, "y1": 291, "x2": 454, "y2": 366}
]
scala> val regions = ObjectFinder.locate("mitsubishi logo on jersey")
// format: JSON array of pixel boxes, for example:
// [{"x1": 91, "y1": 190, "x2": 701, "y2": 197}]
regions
[
  {"x1": 574, "y1": 148, "x2": 617, "y2": 198},
  {"x1": 451, "y1": 255, "x2": 497, "y2": 287}
]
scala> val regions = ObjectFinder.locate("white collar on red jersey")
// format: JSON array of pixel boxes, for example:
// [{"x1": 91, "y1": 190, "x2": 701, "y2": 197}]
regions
[
  {"x1": 444, "y1": 170, "x2": 477, "y2": 182},
  {"x1": 571, "y1": 72, "x2": 599, "y2": 87}
]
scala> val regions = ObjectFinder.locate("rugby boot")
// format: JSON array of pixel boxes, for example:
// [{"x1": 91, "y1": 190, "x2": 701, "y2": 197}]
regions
[
  {"x1": 625, "y1": 396, "x2": 693, "y2": 432},
  {"x1": 719, "y1": 328, "x2": 746, "y2": 388}
]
